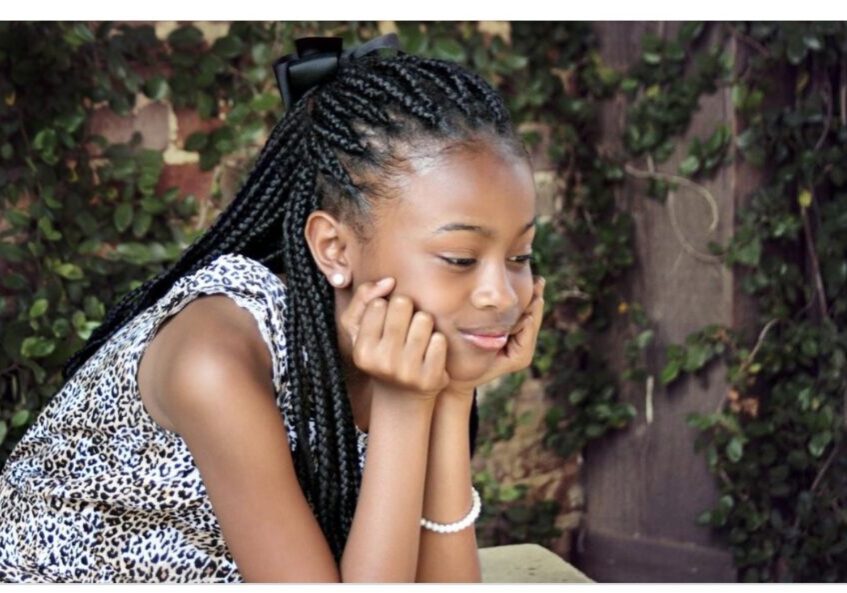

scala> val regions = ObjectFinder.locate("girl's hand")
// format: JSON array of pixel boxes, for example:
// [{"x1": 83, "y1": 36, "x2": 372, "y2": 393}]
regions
[
  {"x1": 443, "y1": 275, "x2": 546, "y2": 399},
  {"x1": 339, "y1": 277, "x2": 451, "y2": 404}
]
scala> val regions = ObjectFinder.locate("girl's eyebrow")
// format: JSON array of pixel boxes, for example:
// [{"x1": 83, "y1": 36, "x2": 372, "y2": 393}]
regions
[{"x1": 431, "y1": 216, "x2": 537, "y2": 238}]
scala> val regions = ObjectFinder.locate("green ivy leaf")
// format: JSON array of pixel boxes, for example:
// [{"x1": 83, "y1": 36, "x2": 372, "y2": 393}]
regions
[
  {"x1": 63, "y1": 22, "x2": 95, "y2": 48},
  {"x1": 76, "y1": 320, "x2": 101, "y2": 341},
  {"x1": 2, "y1": 273, "x2": 28, "y2": 291},
  {"x1": 33, "y1": 128, "x2": 57, "y2": 153},
  {"x1": 0, "y1": 243, "x2": 27, "y2": 263},
  {"x1": 140, "y1": 197, "x2": 166, "y2": 215},
  {"x1": 54, "y1": 262, "x2": 84, "y2": 280},
  {"x1": 503, "y1": 54, "x2": 528, "y2": 70},
  {"x1": 114, "y1": 242, "x2": 151, "y2": 264},
  {"x1": 28, "y1": 298, "x2": 49, "y2": 319},
  {"x1": 212, "y1": 34, "x2": 244, "y2": 59},
  {"x1": 499, "y1": 484, "x2": 522, "y2": 502},
  {"x1": 568, "y1": 388, "x2": 588, "y2": 405},
  {"x1": 197, "y1": 92, "x2": 215, "y2": 119},
  {"x1": 808, "y1": 431, "x2": 832, "y2": 458},
  {"x1": 686, "y1": 412, "x2": 719, "y2": 430},
  {"x1": 5, "y1": 210, "x2": 30, "y2": 228},
  {"x1": 251, "y1": 43, "x2": 271, "y2": 65},
  {"x1": 802, "y1": 34, "x2": 823, "y2": 52},
  {"x1": 52, "y1": 318, "x2": 71, "y2": 338},
  {"x1": 10, "y1": 409, "x2": 30, "y2": 428},
  {"x1": 585, "y1": 423, "x2": 605, "y2": 437},
  {"x1": 197, "y1": 54, "x2": 226, "y2": 87},
  {"x1": 199, "y1": 149, "x2": 220, "y2": 171},
  {"x1": 642, "y1": 51, "x2": 662, "y2": 65},
  {"x1": 143, "y1": 75, "x2": 169, "y2": 101},
  {"x1": 184, "y1": 132, "x2": 208, "y2": 152},
  {"x1": 677, "y1": 22, "x2": 704, "y2": 44},
  {"x1": 132, "y1": 211, "x2": 153, "y2": 238},
  {"x1": 679, "y1": 155, "x2": 701, "y2": 177},
  {"x1": 660, "y1": 358, "x2": 681, "y2": 385},
  {"x1": 726, "y1": 436, "x2": 745, "y2": 463},
  {"x1": 433, "y1": 38, "x2": 466, "y2": 63},
  {"x1": 176, "y1": 194, "x2": 198, "y2": 219},
  {"x1": 250, "y1": 92, "x2": 278, "y2": 112},
  {"x1": 226, "y1": 103, "x2": 250, "y2": 124},
  {"x1": 168, "y1": 25, "x2": 204, "y2": 50},
  {"x1": 735, "y1": 237, "x2": 762, "y2": 266},
  {"x1": 397, "y1": 23, "x2": 427, "y2": 55},
  {"x1": 55, "y1": 110, "x2": 86, "y2": 134},
  {"x1": 620, "y1": 77, "x2": 640, "y2": 94},
  {"x1": 635, "y1": 329, "x2": 654, "y2": 350},
  {"x1": 683, "y1": 343, "x2": 710, "y2": 372},
  {"x1": 84, "y1": 296, "x2": 105, "y2": 321},
  {"x1": 75, "y1": 212, "x2": 99, "y2": 236},
  {"x1": 21, "y1": 336, "x2": 56, "y2": 358},
  {"x1": 37, "y1": 216, "x2": 62, "y2": 241},
  {"x1": 786, "y1": 34, "x2": 808, "y2": 65},
  {"x1": 114, "y1": 203, "x2": 133, "y2": 232}
]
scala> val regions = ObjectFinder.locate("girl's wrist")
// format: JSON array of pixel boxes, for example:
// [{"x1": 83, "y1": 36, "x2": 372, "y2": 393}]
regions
[
  {"x1": 435, "y1": 387, "x2": 476, "y2": 413},
  {"x1": 371, "y1": 385, "x2": 439, "y2": 417}
]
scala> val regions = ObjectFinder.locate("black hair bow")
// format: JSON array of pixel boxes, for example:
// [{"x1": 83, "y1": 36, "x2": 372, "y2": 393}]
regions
[{"x1": 272, "y1": 33, "x2": 403, "y2": 113}]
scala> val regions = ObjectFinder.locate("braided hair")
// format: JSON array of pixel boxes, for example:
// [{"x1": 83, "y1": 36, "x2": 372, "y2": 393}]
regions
[{"x1": 62, "y1": 51, "x2": 529, "y2": 564}]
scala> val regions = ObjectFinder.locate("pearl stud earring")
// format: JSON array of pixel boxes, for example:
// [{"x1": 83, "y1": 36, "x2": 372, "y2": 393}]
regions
[{"x1": 330, "y1": 272, "x2": 345, "y2": 286}]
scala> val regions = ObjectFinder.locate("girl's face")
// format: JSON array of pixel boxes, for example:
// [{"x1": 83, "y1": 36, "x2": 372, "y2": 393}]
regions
[{"x1": 346, "y1": 144, "x2": 538, "y2": 383}]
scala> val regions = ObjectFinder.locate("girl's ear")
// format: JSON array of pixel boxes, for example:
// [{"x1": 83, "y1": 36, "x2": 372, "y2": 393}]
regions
[{"x1": 303, "y1": 209, "x2": 359, "y2": 288}]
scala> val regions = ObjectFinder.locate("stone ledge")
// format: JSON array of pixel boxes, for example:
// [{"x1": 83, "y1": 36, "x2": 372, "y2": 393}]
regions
[{"x1": 479, "y1": 543, "x2": 594, "y2": 583}]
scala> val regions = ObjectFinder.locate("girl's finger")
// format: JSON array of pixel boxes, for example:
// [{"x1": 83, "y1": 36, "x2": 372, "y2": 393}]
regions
[
  {"x1": 510, "y1": 276, "x2": 544, "y2": 334},
  {"x1": 356, "y1": 297, "x2": 389, "y2": 349},
  {"x1": 381, "y1": 294, "x2": 415, "y2": 353},
  {"x1": 405, "y1": 310, "x2": 435, "y2": 362},
  {"x1": 422, "y1": 331, "x2": 448, "y2": 381},
  {"x1": 342, "y1": 277, "x2": 395, "y2": 344}
]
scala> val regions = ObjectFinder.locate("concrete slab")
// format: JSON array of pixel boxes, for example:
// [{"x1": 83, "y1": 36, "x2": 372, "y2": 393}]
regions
[{"x1": 479, "y1": 543, "x2": 594, "y2": 583}]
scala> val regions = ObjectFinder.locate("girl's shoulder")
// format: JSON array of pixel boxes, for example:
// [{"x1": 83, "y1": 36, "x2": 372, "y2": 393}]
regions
[
  {"x1": 138, "y1": 290, "x2": 275, "y2": 434},
  {"x1": 138, "y1": 253, "x2": 290, "y2": 429}
]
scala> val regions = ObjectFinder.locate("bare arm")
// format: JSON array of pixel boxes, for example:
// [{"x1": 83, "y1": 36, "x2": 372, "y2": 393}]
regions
[
  {"x1": 156, "y1": 295, "x2": 438, "y2": 582},
  {"x1": 340, "y1": 391, "x2": 435, "y2": 581},
  {"x1": 415, "y1": 391, "x2": 483, "y2": 582},
  {"x1": 162, "y1": 337, "x2": 343, "y2": 582}
]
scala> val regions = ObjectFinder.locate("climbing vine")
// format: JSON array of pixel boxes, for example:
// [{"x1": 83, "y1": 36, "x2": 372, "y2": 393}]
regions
[
  {"x1": 621, "y1": 22, "x2": 847, "y2": 581},
  {"x1": 2, "y1": 21, "x2": 844, "y2": 581}
]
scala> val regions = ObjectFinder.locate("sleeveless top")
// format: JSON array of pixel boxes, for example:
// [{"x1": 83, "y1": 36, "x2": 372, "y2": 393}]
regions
[{"x1": 0, "y1": 253, "x2": 369, "y2": 583}]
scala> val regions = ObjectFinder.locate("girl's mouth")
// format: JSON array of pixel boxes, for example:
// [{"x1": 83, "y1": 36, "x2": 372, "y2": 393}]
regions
[{"x1": 458, "y1": 331, "x2": 508, "y2": 351}]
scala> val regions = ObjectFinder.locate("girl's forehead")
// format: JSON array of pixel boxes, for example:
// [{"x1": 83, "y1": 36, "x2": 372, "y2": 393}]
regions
[{"x1": 377, "y1": 148, "x2": 536, "y2": 234}]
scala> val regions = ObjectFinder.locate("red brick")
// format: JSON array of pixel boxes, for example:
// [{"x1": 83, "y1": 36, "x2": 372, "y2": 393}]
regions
[
  {"x1": 156, "y1": 163, "x2": 215, "y2": 205},
  {"x1": 174, "y1": 107, "x2": 224, "y2": 148},
  {"x1": 86, "y1": 101, "x2": 170, "y2": 156}
]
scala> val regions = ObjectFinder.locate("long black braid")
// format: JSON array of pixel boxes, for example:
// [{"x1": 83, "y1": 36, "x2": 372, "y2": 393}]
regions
[{"x1": 62, "y1": 51, "x2": 529, "y2": 564}]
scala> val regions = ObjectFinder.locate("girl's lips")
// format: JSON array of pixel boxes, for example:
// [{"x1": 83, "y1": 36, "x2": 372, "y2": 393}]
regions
[{"x1": 459, "y1": 331, "x2": 508, "y2": 351}]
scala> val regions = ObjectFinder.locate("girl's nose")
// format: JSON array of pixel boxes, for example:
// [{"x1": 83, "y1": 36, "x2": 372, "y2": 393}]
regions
[{"x1": 471, "y1": 265, "x2": 519, "y2": 312}]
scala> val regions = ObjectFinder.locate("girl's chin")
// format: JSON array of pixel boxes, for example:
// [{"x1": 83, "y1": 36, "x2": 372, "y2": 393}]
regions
[{"x1": 446, "y1": 354, "x2": 498, "y2": 382}]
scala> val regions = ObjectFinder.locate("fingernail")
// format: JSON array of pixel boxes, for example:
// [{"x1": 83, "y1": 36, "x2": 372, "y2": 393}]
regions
[{"x1": 377, "y1": 277, "x2": 393, "y2": 287}]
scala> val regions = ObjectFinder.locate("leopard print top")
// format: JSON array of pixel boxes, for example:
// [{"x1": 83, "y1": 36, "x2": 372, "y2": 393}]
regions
[{"x1": 0, "y1": 253, "x2": 368, "y2": 582}]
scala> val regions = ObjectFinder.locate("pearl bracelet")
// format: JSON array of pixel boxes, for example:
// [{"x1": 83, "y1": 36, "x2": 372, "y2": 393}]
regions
[{"x1": 420, "y1": 486, "x2": 481, "y2": 533}]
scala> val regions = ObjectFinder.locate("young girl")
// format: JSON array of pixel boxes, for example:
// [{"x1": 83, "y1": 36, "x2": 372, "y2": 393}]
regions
[{"x1": 0, "y1": 33, "x2": 545, "y2": 582}]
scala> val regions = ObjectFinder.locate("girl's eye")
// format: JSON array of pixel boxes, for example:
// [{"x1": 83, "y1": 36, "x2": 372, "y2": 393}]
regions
[
  {"x1": 514, "y1": 254, "x2": 535, "y2": 265},
  {"x1": 441, "y1": 254, "x2": 534, "y2": 268},
  {"x1": 442, "y1": 257, "x2": 475, "y2": 268}
]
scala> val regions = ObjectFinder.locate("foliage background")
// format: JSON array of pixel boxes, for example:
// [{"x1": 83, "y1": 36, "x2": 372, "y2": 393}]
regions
[{"x1": 0, "y1": 21, "x2": 845, "y2": 581}]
